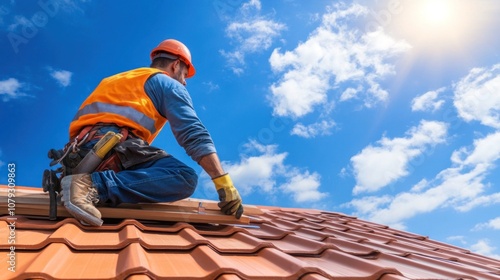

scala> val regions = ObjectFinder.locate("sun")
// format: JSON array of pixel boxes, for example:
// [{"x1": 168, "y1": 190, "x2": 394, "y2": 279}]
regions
[
  {"x1": 421, "y1": 0, "x2": 452, "y2": 25},
  {"x1": 381, "y1": 0, "x2": 496, "y2": 81},
  {"x1": 386, "y1": 0, "x2": 488, "y2": 53}
]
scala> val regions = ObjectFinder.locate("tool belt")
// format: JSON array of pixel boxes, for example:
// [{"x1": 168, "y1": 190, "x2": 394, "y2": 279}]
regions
[
  {"x1": 42, "y1": 123, "x2": 169, "y2": 220},
  {"x1": 59, "y1": 124, "x2": 131, "y2": 175},
  {"x1": 42, "y1": 124, "x2": 130, "y2": 220},
  {"x1": 42, "y1": 123, "x2": 168, "y2": 220}
]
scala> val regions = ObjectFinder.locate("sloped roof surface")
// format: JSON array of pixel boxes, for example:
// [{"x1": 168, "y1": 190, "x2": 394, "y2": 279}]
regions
[{"x1": 1, "y1": 207, "x2": 500, "y2": 279}]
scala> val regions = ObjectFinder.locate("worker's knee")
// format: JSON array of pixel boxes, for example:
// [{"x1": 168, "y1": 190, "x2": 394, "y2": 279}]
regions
[{"x1": 179, "y1": 167, "x2": 198, "y2": 198}]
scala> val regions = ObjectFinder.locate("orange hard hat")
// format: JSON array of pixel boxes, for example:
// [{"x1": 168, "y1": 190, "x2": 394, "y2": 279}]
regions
[{"x1": 150, "y1": 39, "x2": 196, "y2": 78}]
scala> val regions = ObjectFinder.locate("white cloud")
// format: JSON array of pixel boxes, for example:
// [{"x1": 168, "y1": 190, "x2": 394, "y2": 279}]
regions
[
  {"x1": 203, "y1": 81, "x2": 220, "y2": 93},
  {"x1": 0, "y1": 78, "x2": 21, "y2": 97},
  {"x1": 410, "y1": 178, "x2": 429, "y2": 192},
  {"x1": 50, "y1": 69, "x2": 72, "y2": 87},
  {"x1": 452, "y1": 131, "x2": 500, "y2": 166},
  {"x1": 269, "y1": 68, "x2": 329, "y2": 117},
  {"x1": 340, "y1": 86, "x2": 363, "y2": 102},
  {"x1": 280, "y1": 171, "x2": 327, "y2": 203},
  {"x1": 268, "y1": 3, "x2": 410, "y2": 118},
  {"x1": 290, "y1": 120, "x2": 336, "y2": 138},
  {"x1": 485, "y1": 217, "x2": 500, "y2": 229},
  {"x1": 219, "y1": 50, "x2": 245, "y2": 75},
  {"x1": 349, "y1": 164, "x2": 489, "y2": 228},
  {"x1": 241, "y1": 0, "x2": 261, "y2": 13},
  {"x1": 447, "y1": 235, "x2": 467, "y2": 245},
  {"x1": 346, "y1": 195, "x2": 393, "y2": 216},
  {"x1": 221, "y1": 0, "x2": 286, "y2": 74},
  {"x1": 473, "y1": 217, "x2": 500, "y2": 231},
  {"x1": 0, "y1": 78, "x2": 26, "y2": 101},
  {"x1": 226, "y1": 20, "x2": 285, "y2": 53},
  {"x1": 348, "y1": 131, "x2": 500, "y2": 229},
  {"x1": 453, "y1": 64, "x2": 500, "y2": 128},
  {"x1": 470, "y1": 239, "x2": 500, "y2": 260},
  {"x1": 351, "y1": 120, "x2": 448, "y2": 194},
  {"x1": 204, "y1": 140, "x2": 326, "y2": 204},
  {"x1": 457, "y1": 192, "x2": 500, "y2": 212},
  {"x1": 411, "y1": 87, "x2": 446, "y2": 112},
  {"x1": 223, "y1": 141, "x2": 287, "y2": 194}
]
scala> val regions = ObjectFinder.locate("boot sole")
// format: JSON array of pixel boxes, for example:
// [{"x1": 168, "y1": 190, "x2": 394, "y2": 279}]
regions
[{"x1": 62, "y1": 182, "x2": 103, "y2": 226}]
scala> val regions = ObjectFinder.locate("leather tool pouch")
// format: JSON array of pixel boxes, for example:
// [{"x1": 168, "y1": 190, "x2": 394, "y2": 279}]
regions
[{"x1": 114, "y1": 138, "x2": 168, "y2": 169}]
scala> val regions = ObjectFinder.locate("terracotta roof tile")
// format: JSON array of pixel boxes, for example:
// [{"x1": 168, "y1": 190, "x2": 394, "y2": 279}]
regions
[
  {"x1": 2, "y1": 190, "x2": 500, "y2": 279},
  {"x1": 378, "y1": 274, "x2": 411, "y2": 280},
  {"x1": 295, "y1": 227, "x2": 331, "y2": 241},
  {"x1": 126, "y1": 275, "x2": 153, "y2": 280},
  {"x1": 300, "y1": 273, "x2": 334, "y2": 280},
  {"x1": 324, "y1": 237, "x2": 380, "y2": 256},
  {"x1": 296, "y1": 249, "x2": 400, "y2": 279},
  {"x1": 374, "y1": 252, "x2": 500, "y2": 279},
  {"x1": 267, "y1": 233, "x2": 333, "y2": 255},
  {"x1": 244, "y1": 222, "x2": 292, "y2": 239},
  {"x1": 216, "y1": 274, "x2": 244, "y2": 280},
  {"x1": 319, "y1": 220, "x2": 351, "y2": 232},
  {"x1": 203, "y1": 232, "x2": 272, "y2": 253}
]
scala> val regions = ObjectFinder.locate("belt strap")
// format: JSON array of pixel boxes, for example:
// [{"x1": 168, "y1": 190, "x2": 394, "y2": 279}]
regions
[
  {"x1": 74, "y1": 124, "x2": 131, "y2": 145},
  {"x1": 73, "y1": 125, "x2": 98, "y2": 144}
]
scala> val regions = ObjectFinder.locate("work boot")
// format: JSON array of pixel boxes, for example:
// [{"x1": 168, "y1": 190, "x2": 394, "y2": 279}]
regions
[{"x1": 61, "y1": 174, "x2": 103, "y2": 226}]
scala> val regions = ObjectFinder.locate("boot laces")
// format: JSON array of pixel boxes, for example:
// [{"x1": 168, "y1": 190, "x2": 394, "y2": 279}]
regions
[{"x1": 85, "y1": 187, "x2": 100, "y2": 205}]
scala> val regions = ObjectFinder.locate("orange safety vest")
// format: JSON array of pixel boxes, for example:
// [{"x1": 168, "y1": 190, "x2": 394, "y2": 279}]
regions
[{"x1": 69, "y1": 68, "x2": 168, "y2": 144}]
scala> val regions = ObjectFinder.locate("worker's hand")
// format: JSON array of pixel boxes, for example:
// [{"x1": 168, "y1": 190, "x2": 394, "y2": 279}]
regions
[{"x1": 212, "y1": 174, "x2": 244, "y2": 219}]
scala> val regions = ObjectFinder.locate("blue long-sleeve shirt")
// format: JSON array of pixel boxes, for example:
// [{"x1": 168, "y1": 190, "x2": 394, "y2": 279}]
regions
[{"x1": 144, "y1": 72, "x2": 216, "y2": 162}]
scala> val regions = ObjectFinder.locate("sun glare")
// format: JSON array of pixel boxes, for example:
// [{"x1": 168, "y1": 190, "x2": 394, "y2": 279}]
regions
[
  {"x1": 386, "y1": 0, "x2": 490, "y2": 54},
  {"x1": 422, "y1": 0, "x2": 452, "y2": 25},
  {"x1": 381, "y1": 0, "x2": 497, "y2": 81}
]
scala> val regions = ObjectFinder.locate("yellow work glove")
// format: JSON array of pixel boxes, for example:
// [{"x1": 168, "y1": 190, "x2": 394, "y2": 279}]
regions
[{"x1": 212, "y1": 174, "x2": 244, "y2": 219}]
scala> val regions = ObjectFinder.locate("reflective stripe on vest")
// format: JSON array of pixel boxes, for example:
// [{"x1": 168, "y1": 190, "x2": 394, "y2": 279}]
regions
[{"x1": 72, "y1": 102, "x2": 157, "y2": 136}]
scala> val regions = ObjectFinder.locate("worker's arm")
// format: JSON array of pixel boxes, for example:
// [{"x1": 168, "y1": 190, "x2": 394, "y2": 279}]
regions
[
  {"x1": 145, "y1": 75, "x2": 243, "y2": 218},
  {"x1": 198, "y1": 153, "x2": 225, "y2": 178},
  {"x1": 145, "y1": 74, "x2": 216, "y2": 161},
  {"x1": 199, "y1": 153, "x2": 244, "y2": 219}
]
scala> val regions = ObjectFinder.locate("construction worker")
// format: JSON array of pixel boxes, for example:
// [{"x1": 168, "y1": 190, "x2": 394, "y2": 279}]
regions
[{"x1": 58, "y1": 39, "x2": 243, "y2": 226}]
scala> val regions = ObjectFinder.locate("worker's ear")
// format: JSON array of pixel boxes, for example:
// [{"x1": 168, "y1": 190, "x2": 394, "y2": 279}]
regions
[{"x1": 171, "y1": 59, "x2": 181, "y2": 72}]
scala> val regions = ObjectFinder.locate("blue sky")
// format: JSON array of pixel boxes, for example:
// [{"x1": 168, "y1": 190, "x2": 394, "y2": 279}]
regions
[{"x1": 1, "y1": 0, "x2": 500, "y2": 258}]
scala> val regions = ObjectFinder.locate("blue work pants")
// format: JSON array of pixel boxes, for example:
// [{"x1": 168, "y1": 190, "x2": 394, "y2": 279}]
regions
[{"x1": 91, "y1": 155, "x2": 198, "y2": 206}]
